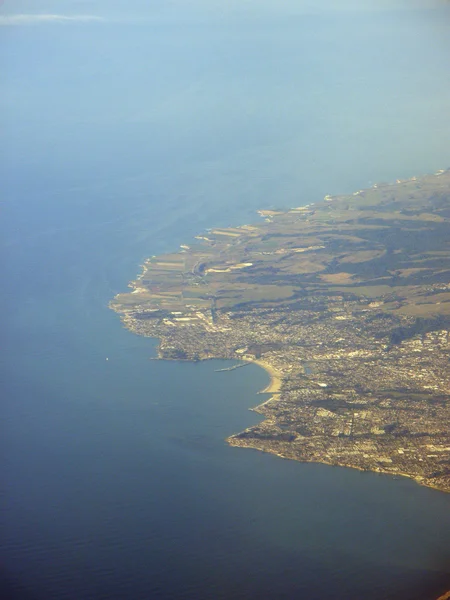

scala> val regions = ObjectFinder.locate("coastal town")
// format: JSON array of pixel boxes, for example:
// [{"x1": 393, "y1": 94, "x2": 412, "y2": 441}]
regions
[{"x1": 111, "y1": 170, "x2": 450, "y2": 493}]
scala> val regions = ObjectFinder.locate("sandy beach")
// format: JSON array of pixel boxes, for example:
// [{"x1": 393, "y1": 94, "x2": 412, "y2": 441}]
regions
[{"x1": 249, "y1": 359, "x2": 282, "y2": 394}]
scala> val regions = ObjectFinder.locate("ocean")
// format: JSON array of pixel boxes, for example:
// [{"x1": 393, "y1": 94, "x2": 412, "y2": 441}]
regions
[{"x1": 1, "y1": 1, "x2": 450, "y2": 598}]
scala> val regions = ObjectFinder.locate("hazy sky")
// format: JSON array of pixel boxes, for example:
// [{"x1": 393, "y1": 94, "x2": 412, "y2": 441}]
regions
[
  {"x1": 1, "y1": 0, "x2": 448, "y2": 17},
  {"x1": 1, "y1": 0, "x2": 449, "y2": 211}
]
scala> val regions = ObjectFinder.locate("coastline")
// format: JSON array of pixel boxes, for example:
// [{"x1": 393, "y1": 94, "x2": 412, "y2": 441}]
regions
[
  {"x1": 243, "y1": 358, "x2": 282, "y2": 395},
  {"x1": 149, "y1": 345, "x2": 450, "y2": 495},
  {"x1": 111, "y1": 169, "x2": 450, "y2": 496},
  {"x1": 226, "y1": 435, "x2": 450, "y2": 496}
]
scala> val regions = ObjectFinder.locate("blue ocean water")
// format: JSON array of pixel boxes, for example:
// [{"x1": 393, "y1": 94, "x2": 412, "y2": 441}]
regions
[{"x1": 2, "y1": 2, "x2": 450, "y2": 599}]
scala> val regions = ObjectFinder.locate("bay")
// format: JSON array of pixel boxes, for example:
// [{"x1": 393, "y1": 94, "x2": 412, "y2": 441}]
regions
[{"x1": 1, "y1": 1, "x2": 450, "y2": 598}]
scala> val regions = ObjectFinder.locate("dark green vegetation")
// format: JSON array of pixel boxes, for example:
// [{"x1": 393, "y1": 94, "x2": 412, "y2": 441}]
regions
[{"x1": 111, "y1": 170, "x2": 450, "y2": 493}]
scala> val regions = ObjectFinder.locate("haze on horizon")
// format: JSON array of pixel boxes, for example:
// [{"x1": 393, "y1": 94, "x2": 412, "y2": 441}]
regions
[
  {"x1": 2, "y1": 1, "x2": 450, "y2": 600},
  {"x1": 1, "y1": 0, "x2": 449, "y2": 218}
]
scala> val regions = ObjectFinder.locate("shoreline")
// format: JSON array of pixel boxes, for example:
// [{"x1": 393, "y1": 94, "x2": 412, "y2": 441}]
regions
[
  {"x1": 243, "y1": 358, "x2": 282, "y2": 395},
  {"x1": 112, "y1": 169, "x2": 450, "y2": 497},
  {"x1": 130, "y1": 330, "x2": 450, "y2": 496},
  {"x1": 151, "y1": 346, "x2": 283, "y2": 398},
  {"x1": 225, "y1": 438, "x2": 450, "y2": 495}
]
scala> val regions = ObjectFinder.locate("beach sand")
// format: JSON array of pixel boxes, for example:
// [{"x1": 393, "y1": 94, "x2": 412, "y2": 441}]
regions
[{"x1": 249, "y1": 359, "x2": 282, "y2": 394}]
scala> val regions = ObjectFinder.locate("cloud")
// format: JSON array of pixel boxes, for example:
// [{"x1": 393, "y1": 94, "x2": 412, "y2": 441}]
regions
[{"x1": 0, "y1": 14, "x2": 104, "y2": 26}]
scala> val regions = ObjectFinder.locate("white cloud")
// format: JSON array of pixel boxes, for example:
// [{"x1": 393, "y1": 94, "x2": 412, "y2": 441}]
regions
[{"x1": 0, "y1": 14, "x2": 104, "y2": 26}]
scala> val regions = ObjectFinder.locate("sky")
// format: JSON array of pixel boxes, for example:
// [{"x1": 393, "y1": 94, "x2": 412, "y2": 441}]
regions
[
  {"x1": 1, "y1": 0, "x2": 448, "y2": 14},
  {"x1": 1, "y1": 0, "x2": 449, "y2": 213}
]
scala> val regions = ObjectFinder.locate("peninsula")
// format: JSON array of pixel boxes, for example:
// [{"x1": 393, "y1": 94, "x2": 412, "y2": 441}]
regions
[{"x1": 111, "y1": 170, "x2": 450, "y2": 493}]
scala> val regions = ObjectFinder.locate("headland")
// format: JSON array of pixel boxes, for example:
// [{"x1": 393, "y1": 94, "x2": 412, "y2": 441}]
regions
[{"x1": 111, "y1": 169, "x2": 450, "y2": 493}]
